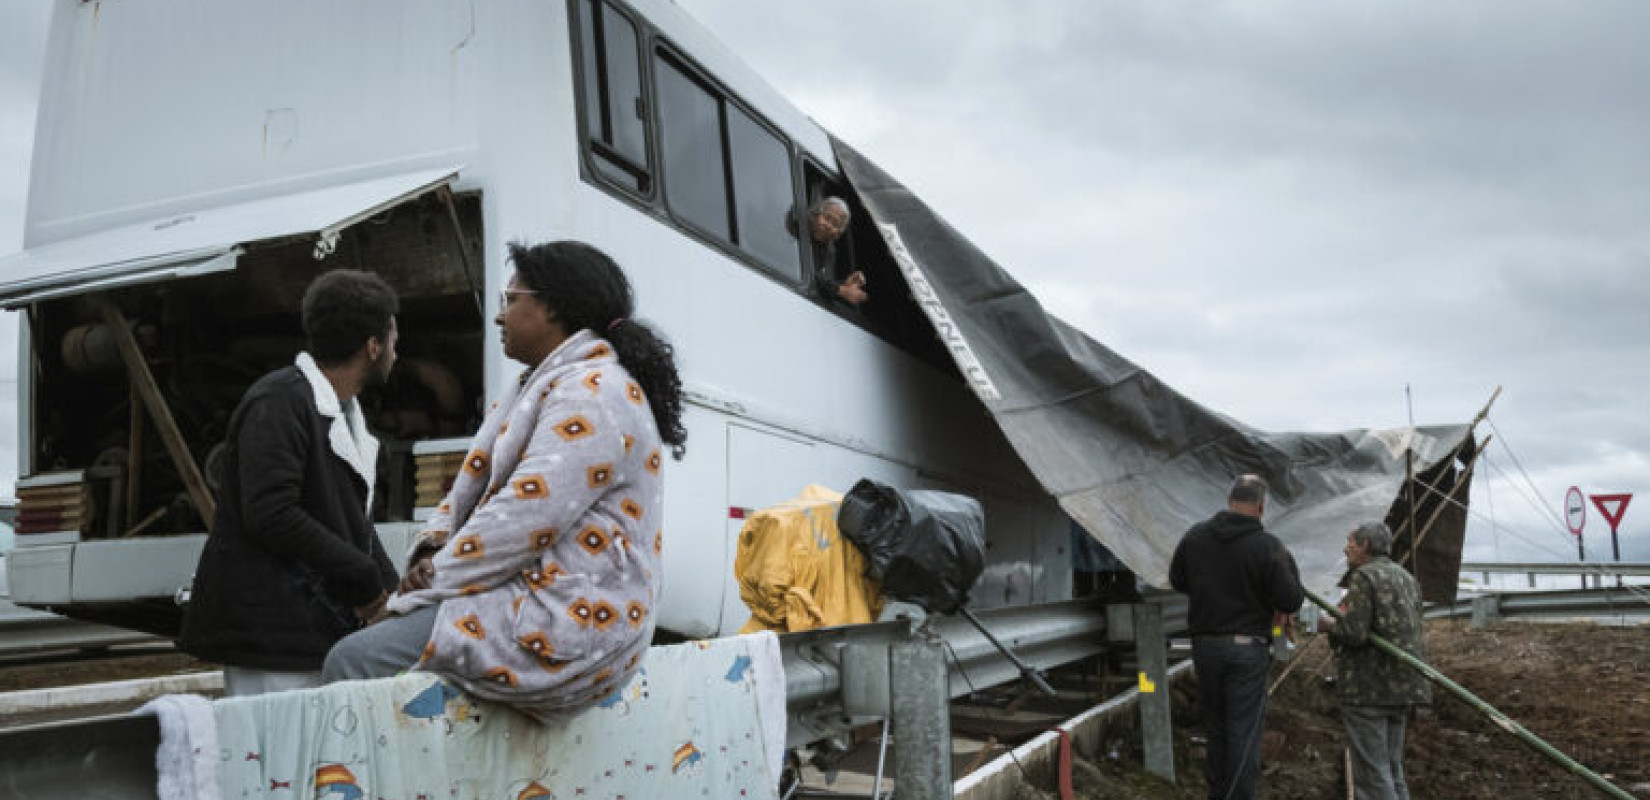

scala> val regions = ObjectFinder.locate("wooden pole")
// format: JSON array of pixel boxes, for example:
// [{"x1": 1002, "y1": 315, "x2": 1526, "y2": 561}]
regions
[
  {"x1": 1392, "y1": 468, "x2": 1455, "y2": 542},
  {"x1": 436, "y1": 185, "x2": 485, "y2": 319},
  {"x1": 125, "y1": 383, "x2": 144, "y2": 529},
  {"x1": 1404, "y1": 435, "x2": 1491, "y2": 569},
  {"x1": 89, "y1": 296, "x2": 216, "y2": 524},
  {"x1": 1405, "y1": 450, "x2": 1420, "y2": 598},
  {"x1": 1397, "y1": 386, "x2": 1502, "y2": 566},
  {"x1": 122, "y1": 505, "x2": 169, "y2": 539},
  {"x1": 1404, "y1": 385, "x2": 1419, "y2": 598}
]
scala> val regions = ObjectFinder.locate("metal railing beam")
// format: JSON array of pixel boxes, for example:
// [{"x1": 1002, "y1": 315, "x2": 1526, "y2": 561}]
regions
[{"x1": 1460, "y1": 561, "x2": 1650, "y2": 577}]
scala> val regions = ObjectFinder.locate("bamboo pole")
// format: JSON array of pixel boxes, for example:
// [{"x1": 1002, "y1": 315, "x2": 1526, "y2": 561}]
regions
[{"x1": 1306, "y1": 589, "x2": 1634, "y2": 800}]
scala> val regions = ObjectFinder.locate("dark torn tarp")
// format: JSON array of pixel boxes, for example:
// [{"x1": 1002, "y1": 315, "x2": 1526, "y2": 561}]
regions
[{"x1": 832, "y1": 138, "x2": 1474, "y2": 601}]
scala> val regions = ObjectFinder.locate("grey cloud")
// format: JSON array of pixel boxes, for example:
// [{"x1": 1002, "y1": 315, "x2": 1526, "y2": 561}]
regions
[{"x1": 673, "y1": 0, "x2": 1650, "y2": 566}]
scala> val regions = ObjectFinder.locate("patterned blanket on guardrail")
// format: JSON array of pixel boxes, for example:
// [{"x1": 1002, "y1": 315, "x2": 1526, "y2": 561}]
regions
[{"x1": 161, "y1": 633, "x2": 785, "y2": 800}]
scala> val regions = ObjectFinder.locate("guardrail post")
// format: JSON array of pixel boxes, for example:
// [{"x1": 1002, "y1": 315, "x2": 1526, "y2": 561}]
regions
[
  {"x1": 891, "y1": 628, "x2": 952, "y2": 800},
  {"x1": 1132, "y1": 602, "x2": 1175, "y2": 781},
  {"x1": 1470, "y1": 595, "x2": 1500, "y2": 629}
]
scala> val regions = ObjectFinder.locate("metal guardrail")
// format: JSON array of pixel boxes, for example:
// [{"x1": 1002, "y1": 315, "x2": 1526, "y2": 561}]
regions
[
  {"x1": 1, "y1": 552, "x2": 166, "y2": 658},
  {"x1": 1430, "y1": 586, "x2": 1650, "y2": 624},
  {"x1": 783, "y1": 594, "x2": 1186, "y2": 747},
  {"x1": 0, "y1": 602, "x2": 165, "y2": 658},
  {"x1": 1460, "y1": 561, "x2": 1650, "y2": 577},
  {"x1": 0, "y1": 713, "x2": 159, "y2": 799}
]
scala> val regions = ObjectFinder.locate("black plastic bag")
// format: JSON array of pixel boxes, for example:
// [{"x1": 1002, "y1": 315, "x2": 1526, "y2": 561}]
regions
[{"x1": 837, "y1": 479, "x2": 986, "y2": 614}]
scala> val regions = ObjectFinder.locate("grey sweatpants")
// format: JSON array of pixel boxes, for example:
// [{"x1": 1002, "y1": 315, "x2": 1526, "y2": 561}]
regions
[
  {"x1": 1342, "y1": 704, "x2": 1412, "y2": 800},
  {"x1": 322, "y1": 604, "x2": 440, "y2": 683}
]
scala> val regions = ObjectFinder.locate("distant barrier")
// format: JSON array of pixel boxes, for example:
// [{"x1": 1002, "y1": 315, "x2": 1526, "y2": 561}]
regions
[{"x1": 1431, "y1": 586, "x2": 1650, "y2": 625}]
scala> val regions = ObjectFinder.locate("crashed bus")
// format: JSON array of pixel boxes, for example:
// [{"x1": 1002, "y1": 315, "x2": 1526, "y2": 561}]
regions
[
  {"x1": 1, "y1": 0, "x2": 1082, "y2": 641},
  {"x1": 3, "y1": 0, "x2": 1475, "y2": 677}
]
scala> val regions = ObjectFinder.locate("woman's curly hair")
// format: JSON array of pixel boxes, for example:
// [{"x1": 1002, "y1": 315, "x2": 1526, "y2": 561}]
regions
[{"x1": 509, "y1": 241, "x2": 687, "y2": 459}]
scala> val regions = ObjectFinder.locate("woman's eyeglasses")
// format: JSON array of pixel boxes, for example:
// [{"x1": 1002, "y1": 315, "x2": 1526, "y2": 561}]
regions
[{"x1": 499, "y1": 288, "x2": 537, "y2": 307}]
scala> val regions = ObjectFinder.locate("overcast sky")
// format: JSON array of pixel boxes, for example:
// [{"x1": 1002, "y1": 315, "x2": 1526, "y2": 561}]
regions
[{"x1": 2, "y1": 1, "x2": 1646, "y2": 565}]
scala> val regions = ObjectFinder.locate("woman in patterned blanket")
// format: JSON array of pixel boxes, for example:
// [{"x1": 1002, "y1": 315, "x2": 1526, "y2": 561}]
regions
[{"x1": 324, "y1": 241, "x2": 687, "y2": 721}]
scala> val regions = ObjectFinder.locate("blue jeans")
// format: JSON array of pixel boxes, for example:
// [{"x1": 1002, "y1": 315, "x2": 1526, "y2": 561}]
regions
[{"x1": 1192, "y1": 636, "x2": 1272, "y2": 800}]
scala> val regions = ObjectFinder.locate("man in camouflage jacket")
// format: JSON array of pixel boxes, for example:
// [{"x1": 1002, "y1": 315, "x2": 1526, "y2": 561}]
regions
[{"x1": 1323, "y1": 522, "x2": 1431, "y2": 800}]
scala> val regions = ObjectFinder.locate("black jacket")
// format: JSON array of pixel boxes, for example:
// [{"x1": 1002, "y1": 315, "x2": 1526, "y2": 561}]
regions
[
  {"x1": 179, "y1": 366, "x2": 397, "y2": 671},
  {"x1": 1168, "y1": 510, "x2": 1303, "y2": 638}
]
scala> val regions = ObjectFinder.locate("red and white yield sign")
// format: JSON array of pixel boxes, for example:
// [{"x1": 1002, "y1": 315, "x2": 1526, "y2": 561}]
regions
[
  {"x1": 1590, "y1": 493, "x2": 1633, "y2": 533},
  {"x1": 1565, "y1": 486, "x2": 1587, "y2": 537}
]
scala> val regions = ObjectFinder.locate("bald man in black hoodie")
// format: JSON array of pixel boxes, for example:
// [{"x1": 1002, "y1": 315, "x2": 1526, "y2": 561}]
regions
[{"x1": 1170, "y1": 474, "x2": 1303, "y2": 800}]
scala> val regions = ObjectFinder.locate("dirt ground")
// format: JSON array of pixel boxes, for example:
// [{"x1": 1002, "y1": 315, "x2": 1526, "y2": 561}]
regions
[{"x1": 1015, "y1": 620, "x2": 1650, "y2": 800}]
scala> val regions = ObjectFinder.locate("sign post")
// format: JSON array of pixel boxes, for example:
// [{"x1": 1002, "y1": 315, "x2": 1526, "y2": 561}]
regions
[
  {"x1": 1566, "y1": 487, "x2": 1587, "y2": 589},
  {"x1": 1589, "y1": 493, "x2": 1633, "y2": 588}
]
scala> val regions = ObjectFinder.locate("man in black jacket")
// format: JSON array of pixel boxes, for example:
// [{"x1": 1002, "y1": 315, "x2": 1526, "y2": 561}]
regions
[
  {"x1": 1169, "y1": 475, "x2": 1303, "y2": 800},
  {"x1": 180, "y1": 270, "x2": 401, "y2": 696}
]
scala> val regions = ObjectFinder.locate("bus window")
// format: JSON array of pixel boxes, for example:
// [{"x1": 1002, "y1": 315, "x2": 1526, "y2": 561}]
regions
[
  {"x1": 656, "y1": 55, "x2": 731, "y2": 242},
  {"x1": 654, "y1": 47, "x2": 802, "y2": 281},
  {"x1": 727, "y1": 106, "x2": 800, "y2": 281},
  {"x1": 576, "y1": 0, "x2": 651, "y2": 194}
]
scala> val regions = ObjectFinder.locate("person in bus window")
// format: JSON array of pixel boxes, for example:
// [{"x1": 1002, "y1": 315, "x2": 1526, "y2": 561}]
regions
[
  {"x1": 179, "y1": 270, "x2": 401, "y2": 697},
  {"x1": 323, "y1": 241, "x2": 687, "y2": 723},
  {"x1": 806, "y1": 196, "x2": 869, "y2": 306}
]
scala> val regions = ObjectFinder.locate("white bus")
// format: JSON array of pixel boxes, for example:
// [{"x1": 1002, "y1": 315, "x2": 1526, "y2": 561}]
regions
[{"x1": 1, "y1": 0, "x2": 1072, "y2": 640}]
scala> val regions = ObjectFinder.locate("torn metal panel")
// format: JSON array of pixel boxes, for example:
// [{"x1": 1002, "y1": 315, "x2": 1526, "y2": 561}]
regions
[
  {"x1": 0, "y1": 166, "x2": 460, "y2": 308},
  {"x1": 832, "y1": 138, "x2": 1471, "y2": 597}
]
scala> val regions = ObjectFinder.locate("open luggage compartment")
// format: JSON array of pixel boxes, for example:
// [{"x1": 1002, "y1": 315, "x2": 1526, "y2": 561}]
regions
[{"x1": 8, "y1": 186, "x2": 487, "y2": 633}]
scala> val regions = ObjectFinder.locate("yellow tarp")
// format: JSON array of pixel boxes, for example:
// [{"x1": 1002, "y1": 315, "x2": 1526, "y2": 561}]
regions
[{"x1": 735, "y1": 485, "x2": 884, "y2": 634}]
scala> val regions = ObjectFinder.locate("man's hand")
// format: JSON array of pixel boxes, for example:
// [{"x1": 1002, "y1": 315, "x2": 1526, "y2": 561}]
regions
[
  {"x1": 837, "y1": 270, "x2": 869, "y2": 305},
  {"x1": 355, "y1": 591, "x2": 389, "y2": 626},
  {"x1": 399, "y1": 556, "x2": 436, "y2": 595},
  {"x1": 1272, "y1": 609, "x2": 1298, "y2": 644}
]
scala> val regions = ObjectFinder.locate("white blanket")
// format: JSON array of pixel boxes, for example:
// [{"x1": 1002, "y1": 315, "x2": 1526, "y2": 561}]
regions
[
  {"x1": 138, "y1": 693, "x2": 221, "y2": 800},
  {"x1": 148, "y1": 633, "x2": 785, "y2": 800}
]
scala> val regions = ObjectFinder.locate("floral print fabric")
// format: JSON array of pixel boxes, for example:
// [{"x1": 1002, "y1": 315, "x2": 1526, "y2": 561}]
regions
[{"x1": 386, "y1": 329, "x2": 663, "y2": 720}]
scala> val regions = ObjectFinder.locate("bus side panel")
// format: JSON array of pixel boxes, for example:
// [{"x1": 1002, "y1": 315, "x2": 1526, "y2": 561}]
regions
[{"x1": 653, "y1": 404, "x2": 730, "y2": 638}]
